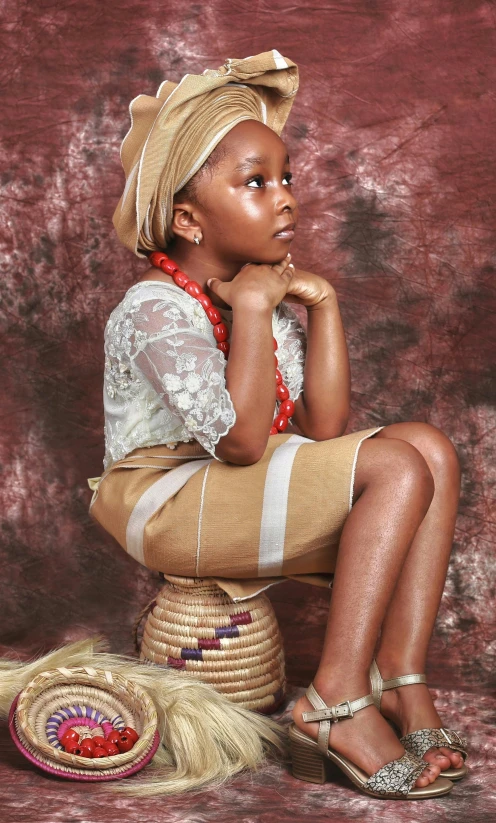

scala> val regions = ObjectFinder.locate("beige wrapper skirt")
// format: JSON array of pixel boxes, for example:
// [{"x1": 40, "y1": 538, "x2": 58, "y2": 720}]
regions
[{"x1": 88, "y1": 427, "x2": 383, "y2": 602}]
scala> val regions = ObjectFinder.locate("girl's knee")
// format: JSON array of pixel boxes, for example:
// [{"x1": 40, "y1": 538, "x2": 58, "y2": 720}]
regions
[
  {"x1": 381, "y1": 421, "x2": 460, "y2": 479},
  {"x1": 408, "y1": 422, "x2": 460, "y2": 479},
  {"x1": 356, "y1": 437, "x2": 435, "y2": 506}
]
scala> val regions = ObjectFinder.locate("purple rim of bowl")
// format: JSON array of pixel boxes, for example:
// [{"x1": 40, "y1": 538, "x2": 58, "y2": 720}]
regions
[{"x1": 8, "y1": 693, "x2": 161, "y2": 782}]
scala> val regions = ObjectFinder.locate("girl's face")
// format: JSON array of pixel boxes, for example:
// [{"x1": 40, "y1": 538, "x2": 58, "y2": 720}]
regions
[{"x1": 174, "y1": 119, "x2": 298, "y2": 267}]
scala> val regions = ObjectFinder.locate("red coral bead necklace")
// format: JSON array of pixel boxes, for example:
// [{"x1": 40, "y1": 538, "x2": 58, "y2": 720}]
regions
[{"x1": 148, "y1": 251, "x2": 295, "y2": 434}]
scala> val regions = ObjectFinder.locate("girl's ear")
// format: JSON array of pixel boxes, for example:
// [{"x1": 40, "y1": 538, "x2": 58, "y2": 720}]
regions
[{"x1": 171, "y1": 202, "x2": 203, "y2": 244}]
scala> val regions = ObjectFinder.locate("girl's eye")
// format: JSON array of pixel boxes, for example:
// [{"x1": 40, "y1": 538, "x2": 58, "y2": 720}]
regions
[
  {"x1": 247, "y1": 176, "x2": 263, "y2": 188},
  {"x1": 247, "y1": 171, "x2": 293, "y2": 188}
]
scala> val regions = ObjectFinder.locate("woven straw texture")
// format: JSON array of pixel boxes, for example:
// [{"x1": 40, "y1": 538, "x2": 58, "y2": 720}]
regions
[
  {"x1": 137, "y1": 576, "x2": 286, "y2": 712},
  {"x1": 9, "y1": 667, "x2": 160, "y2": 780}
]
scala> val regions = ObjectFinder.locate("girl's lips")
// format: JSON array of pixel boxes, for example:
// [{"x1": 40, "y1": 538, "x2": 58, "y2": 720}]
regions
[{"x1": 274, "y1": 229, "x2": 295, "y2": 239}]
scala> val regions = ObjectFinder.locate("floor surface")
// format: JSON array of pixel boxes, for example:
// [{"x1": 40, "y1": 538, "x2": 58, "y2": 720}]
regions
[{"x1": 1, "y1": 680, "x2": 494, "y2": 823}]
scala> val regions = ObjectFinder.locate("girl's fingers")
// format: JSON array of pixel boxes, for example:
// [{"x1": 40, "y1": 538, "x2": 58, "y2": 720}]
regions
[{"x1": 271, "y1": 254, "x2": 291, "y2": 273}]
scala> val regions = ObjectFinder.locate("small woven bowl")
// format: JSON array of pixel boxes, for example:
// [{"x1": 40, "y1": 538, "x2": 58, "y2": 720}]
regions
[{"x1": 9, "y1": 666, "x2": 160, "y2": 781}]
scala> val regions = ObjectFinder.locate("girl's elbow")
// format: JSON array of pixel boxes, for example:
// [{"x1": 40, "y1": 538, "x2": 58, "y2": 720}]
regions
[{"x1": 215, "y1": 436, "x2": 263, "y2": 465}]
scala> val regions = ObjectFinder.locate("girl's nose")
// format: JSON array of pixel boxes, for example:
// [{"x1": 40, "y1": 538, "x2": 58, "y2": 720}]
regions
[{"x1": 275, "y1": 185, "x2": 297, "y2": 214}]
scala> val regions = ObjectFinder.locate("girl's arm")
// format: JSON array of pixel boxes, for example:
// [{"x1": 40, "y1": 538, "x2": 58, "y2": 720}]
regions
[
  {"x1": 289, "y1": 282, "x2": 351, "y2": 441},
  {"x1": 215, "y1": 303, "x2": 278, "y2": 465}
]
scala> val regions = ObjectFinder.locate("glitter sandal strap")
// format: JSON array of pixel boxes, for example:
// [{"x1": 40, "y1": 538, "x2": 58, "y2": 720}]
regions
[
  {"x1": 365, "y1": 751, "x2": 427, "y2": 797},
  {"x1": 401, "y1": 727, "x2": 468, "y2": 760}
]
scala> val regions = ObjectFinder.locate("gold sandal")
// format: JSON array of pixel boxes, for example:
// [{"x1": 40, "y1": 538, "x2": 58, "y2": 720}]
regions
[
  {"x1": 370, "y1": 659, "x2": 468, "y2": 781},
  {"x1": 288, "y1": 683, "x2": 453, "y2": 798}
]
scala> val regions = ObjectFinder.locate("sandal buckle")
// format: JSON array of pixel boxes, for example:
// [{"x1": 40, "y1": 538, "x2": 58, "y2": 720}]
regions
[
  {"x1": 333, "y1": 700, "x2": 354, "y2": 721},
  {"x1": 440, "y1": 728, "x2": 463, "y2": 747}
]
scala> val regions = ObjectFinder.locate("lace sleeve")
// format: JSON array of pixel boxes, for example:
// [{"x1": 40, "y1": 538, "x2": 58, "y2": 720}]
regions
[
  {"x1": 274, "y1": 301, "x2": 307, "y2": 403},
  {"x1": 128, "y1": 292, "x2": 236, "y2": 460}
]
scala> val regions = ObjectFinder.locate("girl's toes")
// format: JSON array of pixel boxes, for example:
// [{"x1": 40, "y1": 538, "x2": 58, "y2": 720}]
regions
[
  {"x1": 438, "y1": 746, "x2": 463, "y2": 767},
  {"x1": 415, "y1": 764, "x2": 440, "y2": 788},
  {"x1": 423, "y1": 747, "x2": 451, "y2": 770}
]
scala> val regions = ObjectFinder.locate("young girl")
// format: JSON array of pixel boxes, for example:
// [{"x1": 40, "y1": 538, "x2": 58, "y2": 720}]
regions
[{"x1": 88, "y1": 50, "x2": 467, "y2": 799}]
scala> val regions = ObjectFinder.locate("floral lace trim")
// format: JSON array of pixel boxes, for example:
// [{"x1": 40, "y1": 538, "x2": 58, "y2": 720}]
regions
[
  {"x1": 102, "y1": 283, "x2": 306, "y2": 469},
  {"x1": 273, "y1": 301, "x2": 306, "y2": 404}
]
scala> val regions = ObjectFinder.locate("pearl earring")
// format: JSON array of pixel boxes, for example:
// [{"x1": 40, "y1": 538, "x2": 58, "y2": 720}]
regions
[{"x1": 194, "y1": 236, "x2": 201, "y2": 245}]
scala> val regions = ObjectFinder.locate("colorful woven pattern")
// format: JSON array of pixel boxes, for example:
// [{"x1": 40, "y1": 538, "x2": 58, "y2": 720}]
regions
[
  {"x1": 169, "y1": 609, "x2": 255, "y2": 661},
  {"x1": 136, "y1": 576, "x2": 286, "y2": 713},
  {"x1": 45, "y1": 704, "x2": 124, "y2": 750},
  {"x1": 9, "y1": 667, "x2": 160, "y2": 781}
]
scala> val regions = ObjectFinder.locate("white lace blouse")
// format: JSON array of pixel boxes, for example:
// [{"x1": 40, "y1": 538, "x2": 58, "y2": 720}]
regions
[{"x1": 102, "y1": 280, "x2": 307, "y2": 470}]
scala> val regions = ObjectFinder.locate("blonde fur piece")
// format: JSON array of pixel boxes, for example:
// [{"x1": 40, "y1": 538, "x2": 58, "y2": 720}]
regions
[
  {"x1": 0, "y1": 636, "x2": 109, "y2": 717},
  {"x1": 0, "y1": 638, "x2": 287, "y2": 797}
]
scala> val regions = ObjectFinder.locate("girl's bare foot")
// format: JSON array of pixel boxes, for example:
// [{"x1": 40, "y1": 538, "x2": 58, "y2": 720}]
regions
[
  {"x1": 292, "y1": 682, "x2": 441, "y2": 789},
  {"x1": 378, "y1": 680, "x2": 464, "y2": 771}
]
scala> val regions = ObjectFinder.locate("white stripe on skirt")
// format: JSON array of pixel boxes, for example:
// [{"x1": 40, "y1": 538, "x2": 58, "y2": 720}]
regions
[
  {"x1": 258, "y1": 434, "x2": 315, "y2": 576},
  {"x1": 125, "y1": 458, "x2": 213, "y2": 565}
]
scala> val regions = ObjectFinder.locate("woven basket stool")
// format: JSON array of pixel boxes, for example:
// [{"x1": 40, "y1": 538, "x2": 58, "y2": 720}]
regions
[{"x1": 134, "y1": 575, "x2": 286, "y2": 713}]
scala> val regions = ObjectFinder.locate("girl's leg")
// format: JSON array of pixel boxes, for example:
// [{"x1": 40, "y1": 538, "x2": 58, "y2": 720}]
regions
[
  {"x1": 292, "y1": 437, "x2": 441, "y2": 788},
  {"x1": 372, "y1": 423, "x2": 463, "y2": 771}
]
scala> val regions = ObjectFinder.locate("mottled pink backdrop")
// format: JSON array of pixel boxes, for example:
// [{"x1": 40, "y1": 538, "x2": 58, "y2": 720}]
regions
[{"x1": 0, "y1": 1, "x2": 494, "y2": 820}]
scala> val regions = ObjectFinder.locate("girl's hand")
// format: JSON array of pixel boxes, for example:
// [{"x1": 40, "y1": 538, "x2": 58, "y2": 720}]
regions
[
  {"x1": 282, "y1": 267, "x2": 335, "y2": 308},
  {"x1": 206, "y1": 254, "x2": 294, "y2": 311}
]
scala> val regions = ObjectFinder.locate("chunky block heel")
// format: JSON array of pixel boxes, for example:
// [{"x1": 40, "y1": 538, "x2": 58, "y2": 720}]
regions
[{"x1": 289, "y1": 733, "x2": 326, "y2": 783}]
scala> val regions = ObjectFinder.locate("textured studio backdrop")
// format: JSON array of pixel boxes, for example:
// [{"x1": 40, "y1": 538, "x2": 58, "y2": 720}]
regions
[{"x1": 0, "y1": 1, "x2": 494, "y2": 821}]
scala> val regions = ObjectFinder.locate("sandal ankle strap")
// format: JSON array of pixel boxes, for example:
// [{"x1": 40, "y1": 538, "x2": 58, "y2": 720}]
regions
[
  {"x1": 370, "y1": 659, "x2": 426, "y2": 709},
  {"x1": 302, "y1": 693, "x2": 374, "y2": 723},
  {"x1": 302, "y1": 683, "x2": 374, "y2": 754},
  {"x1": 383, "y1": 673, "x2": 426, "y2": 689}
]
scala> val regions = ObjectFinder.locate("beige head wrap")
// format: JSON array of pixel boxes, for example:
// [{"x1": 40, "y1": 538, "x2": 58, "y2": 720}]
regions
[{"x1": 112, "y1": 49, "x2": 298, "y2": 257}]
